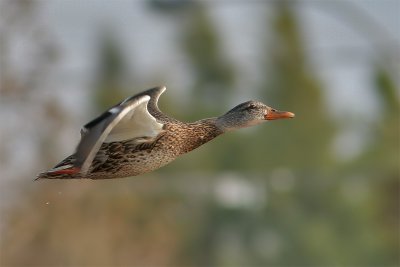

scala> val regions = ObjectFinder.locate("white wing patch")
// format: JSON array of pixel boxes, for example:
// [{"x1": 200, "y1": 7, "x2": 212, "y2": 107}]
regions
[{"x1": 104, "y1": 97, "x2": 163, "y2": 143}]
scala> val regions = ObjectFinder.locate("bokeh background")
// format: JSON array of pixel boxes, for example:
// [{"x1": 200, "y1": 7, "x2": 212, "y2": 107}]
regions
[{"x1": 0, "y1": 0, "x2": 399, "y2": 266}]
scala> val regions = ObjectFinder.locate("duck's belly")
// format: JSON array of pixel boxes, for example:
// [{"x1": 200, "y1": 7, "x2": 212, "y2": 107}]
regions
[{"x1": 86, "y1": 148, "x2": 177, "y2": 179}]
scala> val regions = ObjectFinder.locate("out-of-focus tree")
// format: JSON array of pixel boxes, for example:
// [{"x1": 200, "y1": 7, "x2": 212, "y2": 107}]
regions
[
  {"x1": 182, "y1": 5, "x2": 235, "y2": 112},
  {"x1": 371, "y1": 66, "x2": 399, "y2": 263},
  {"x1": 148, "y1": 0, "x2": 194, "y2": 12},
  {"x1": 92, "y1": 29, "x2": 128, "y2": 111},
  {"x1": 369, "y1": 66, "x2": 399, "y2": 170},
  {"x1": 346, "y1": 64, "x2": 399, "y2": 172},
  {"x1": 0, "y1": 0, "x2": 58, "y2": 95},
  {"x1": 350, "y1": 65, "x2": 399, "y2": 263},
  {"x1": 249, "y1": 3, "x2": 398, "y2": 266},
  {"x1": 256, "y1": 1, "x2": 335, "y2": 171},
  {"x1": 0, "y1": 0, "x2": 62, "y2": 175},
  {"x1": 251, "y1": 3, "x2": 398, "y2": 266}
]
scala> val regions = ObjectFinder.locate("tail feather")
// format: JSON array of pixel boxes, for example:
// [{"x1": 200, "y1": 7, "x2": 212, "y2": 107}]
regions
[
  {"x1": 35, "y1": 165, "x2": 81, "y2": 180},
  {"x1": 35, "y1": 154, "x2": 83, "y2": 180}
]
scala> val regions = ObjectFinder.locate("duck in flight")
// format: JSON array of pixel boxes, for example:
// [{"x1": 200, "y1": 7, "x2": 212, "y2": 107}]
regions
[{"x1": 36, "y1": 86, "x2": 294, "y2": 180}]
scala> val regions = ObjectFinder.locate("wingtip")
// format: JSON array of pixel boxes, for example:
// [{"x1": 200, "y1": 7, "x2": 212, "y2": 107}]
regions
[
  {"x1": 157, "y1": 85, "x2": 167, "y2": 97},
  {"x1": 151, "y1": 85, "x2": 166, "y2": 95}
]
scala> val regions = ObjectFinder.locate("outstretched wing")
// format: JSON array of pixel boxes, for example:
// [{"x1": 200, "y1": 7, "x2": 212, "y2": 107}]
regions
[{"x1": 75, "y1": 93, "x2": 164, "y2": 175}]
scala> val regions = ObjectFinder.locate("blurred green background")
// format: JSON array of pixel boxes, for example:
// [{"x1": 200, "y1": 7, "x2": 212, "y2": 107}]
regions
[{"x1": 0, "y1": 0, "x2": 399, "y2": 266}]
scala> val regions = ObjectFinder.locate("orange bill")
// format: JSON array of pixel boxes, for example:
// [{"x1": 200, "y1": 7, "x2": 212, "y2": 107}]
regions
[{"x1": 264, "y1": 109, "x2": 295, "y2": 120}]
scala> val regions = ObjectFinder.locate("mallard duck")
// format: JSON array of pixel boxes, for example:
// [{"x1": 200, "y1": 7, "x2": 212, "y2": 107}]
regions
[{"x1": 36, "y1": 86, "x2": 294, "y2": 180}]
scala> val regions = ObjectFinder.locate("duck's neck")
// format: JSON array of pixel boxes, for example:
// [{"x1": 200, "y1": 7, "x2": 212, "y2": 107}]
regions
[
  {"x1": 196, "y1": 117, "x2": 229, "y2": 133},
  {"x1": 179, "y1": 118, "x2": 224, "y2": 154},
  {"x1": 214, "y1": 114, "x2": 242, "y2": 132},
  {"x1": 198, "y1": 116, "x2": 244, "y2": 133}
]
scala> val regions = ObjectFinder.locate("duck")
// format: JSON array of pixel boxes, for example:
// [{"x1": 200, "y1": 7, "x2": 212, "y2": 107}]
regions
[{"x1": 36, "y1": 86, "x2": 294, "y2": 180}]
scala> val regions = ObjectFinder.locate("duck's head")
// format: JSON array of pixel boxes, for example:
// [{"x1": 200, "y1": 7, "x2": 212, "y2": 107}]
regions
[{"x1": 216, "y1": 100, "x2": 295, "y2": 131}]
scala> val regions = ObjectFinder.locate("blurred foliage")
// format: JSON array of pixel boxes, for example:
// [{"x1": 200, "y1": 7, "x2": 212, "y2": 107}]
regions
[
  {"x1": 1, "y1": 1, "x2": 399, "y2": 267},
  {"x1": 369, "y1": 66, "x2": 400, "y2": 170},
  {"x1": 257, "y1": 2, "x2": 335, "y2": 171},
  {"x1": 0, "y1": 0, "x2": 65, "y2": 170},
  {"x1": 182, "y1": 4, "x2": 235, "y2": 112},
  {"x1": 92, "y1": 29, "x2": 128, "y2": 111}
]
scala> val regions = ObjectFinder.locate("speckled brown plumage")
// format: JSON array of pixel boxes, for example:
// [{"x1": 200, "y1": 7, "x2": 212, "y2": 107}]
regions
[{"x1": 38, "y1": 118, "x2": 223, "y2": 179}]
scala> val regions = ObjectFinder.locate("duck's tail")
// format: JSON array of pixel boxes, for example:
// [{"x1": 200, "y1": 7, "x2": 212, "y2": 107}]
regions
[{"x1": 35, "y1": 165, "x2": 81, "y2": 180}]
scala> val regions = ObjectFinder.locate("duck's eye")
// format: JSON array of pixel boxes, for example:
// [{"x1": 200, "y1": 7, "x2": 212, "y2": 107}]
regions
[
  {"x1": 271, "y1": 108, "x2": 277, "y2": 112},
  {"x1": 247, "y1": 104, "x2": 257, "y2": 110}
]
